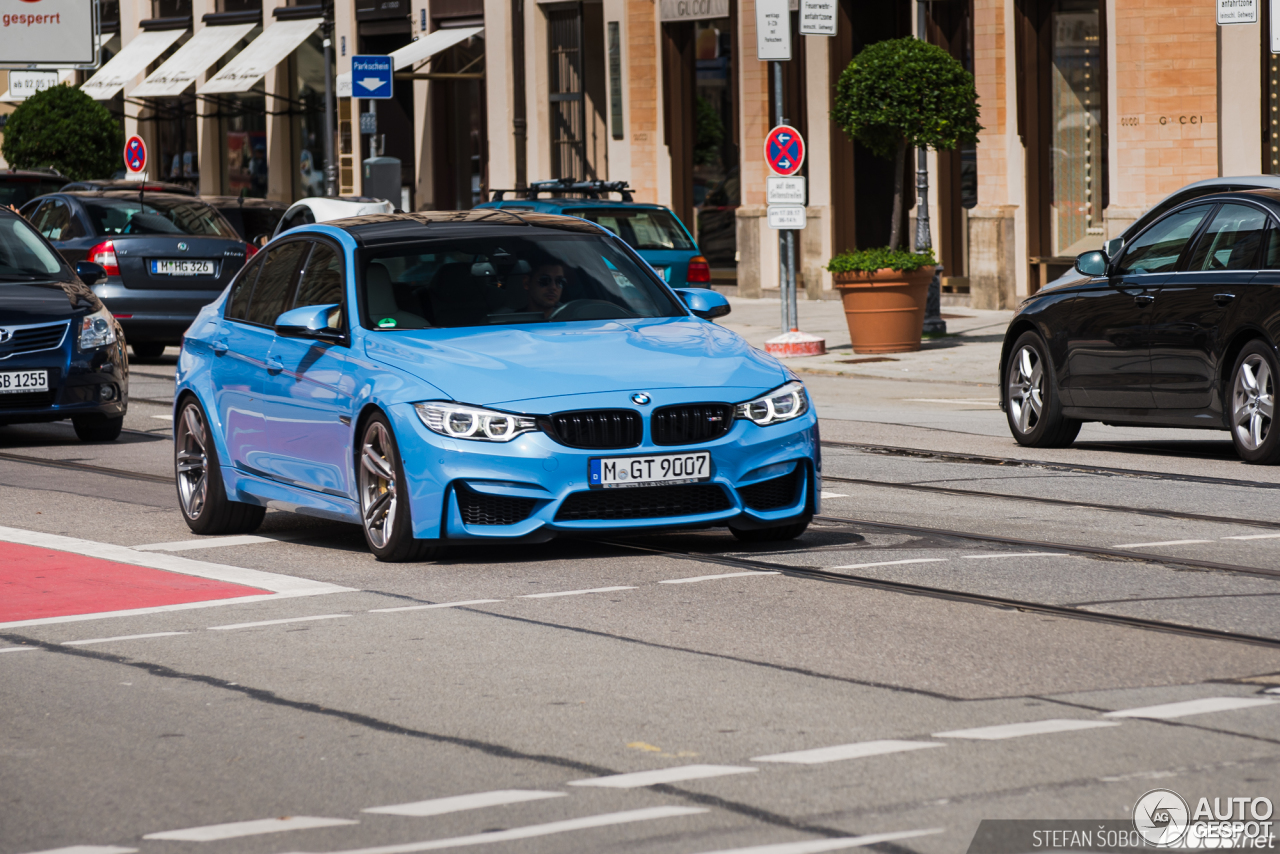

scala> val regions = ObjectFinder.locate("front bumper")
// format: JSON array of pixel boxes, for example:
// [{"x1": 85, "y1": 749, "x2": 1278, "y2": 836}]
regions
[
  {"x1": 388, "y1": 402, "x2": 819, "y2": 541},
  {"x1": 0, "y1": 341, "x2": 128, "y2": 425}
]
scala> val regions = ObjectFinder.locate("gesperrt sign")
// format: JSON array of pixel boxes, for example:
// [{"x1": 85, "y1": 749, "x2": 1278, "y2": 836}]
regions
[{"x1": 0, "y1": 0, "x2": 97, "y2": 68}]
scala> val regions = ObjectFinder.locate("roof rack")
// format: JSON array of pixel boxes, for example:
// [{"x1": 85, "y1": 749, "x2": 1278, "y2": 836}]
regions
[{"x1": 490, "y1": 179, "x2": 634, "y2": 203}]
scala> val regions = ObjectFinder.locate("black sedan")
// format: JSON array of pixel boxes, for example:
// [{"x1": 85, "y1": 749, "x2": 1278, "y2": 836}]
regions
[
  {"x1": 1001, "y1": 188, "x2": 1280, "y2": 463},
  {"x1": 20, "y1": 191, "x2": 249, "y2": 360},
  {"x1": 0, "y1": 209, "x2": 127, "y2": 441}
]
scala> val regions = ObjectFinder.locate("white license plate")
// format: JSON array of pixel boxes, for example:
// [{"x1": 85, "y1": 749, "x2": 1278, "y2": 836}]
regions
[
  {"x1": 653, "y1": 266, "x2": 670, "y2": 281},
  {"x1": 589, "y1": 451, "x2": 711, "y2": 488},
  {"x1": 0, "y1": 370, "x2": 48, "y2": 393},
  {"x1": 152, "y1": 260, "x2": 215, "y2": 276}
]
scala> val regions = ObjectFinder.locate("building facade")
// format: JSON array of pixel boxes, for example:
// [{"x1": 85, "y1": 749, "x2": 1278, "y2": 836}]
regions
[{"x1": 1, "y1": 0, "x2": 1276, "y2": 304}]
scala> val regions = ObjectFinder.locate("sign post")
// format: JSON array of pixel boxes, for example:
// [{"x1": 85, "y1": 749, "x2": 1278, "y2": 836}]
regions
[{"x1": 123, "y1": 135, "x2": 148, "y2": 180}]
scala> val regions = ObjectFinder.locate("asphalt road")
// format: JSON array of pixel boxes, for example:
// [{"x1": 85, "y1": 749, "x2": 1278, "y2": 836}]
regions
[{"x1": 2, "y1": 353, "x2": 1279, "y2": 854}]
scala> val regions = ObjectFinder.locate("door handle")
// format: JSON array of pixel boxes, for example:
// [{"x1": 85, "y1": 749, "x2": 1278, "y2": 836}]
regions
[
  {"x1": 1214, "y1": 293, "x2": 1236, "y2": 306},
  {"x1": 266, "y1": 357, "x2": 283, "y2": 375},
  {"x1": 211, "y1": 340, "x2": 228, "y2": 356},
  {"x1": 1134, "y1": 294, "x2": 1155, "y2": 306}
]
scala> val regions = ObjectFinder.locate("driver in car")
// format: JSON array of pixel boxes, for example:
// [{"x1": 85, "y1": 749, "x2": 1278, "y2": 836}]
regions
[{"x1": 523, "y1": 263, "x2": 568, "y2": 319}]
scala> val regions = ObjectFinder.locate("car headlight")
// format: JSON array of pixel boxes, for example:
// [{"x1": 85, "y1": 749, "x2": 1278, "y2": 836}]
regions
[
  {"x1": 414, "y1": 402, "x2": 538, "y2": 442},
  {"x1": 735, "y1": 381, "x2": 809, "y2": 426},
  {"x1": 78, "y1": 308, "x2": 116, "y2": 350}
]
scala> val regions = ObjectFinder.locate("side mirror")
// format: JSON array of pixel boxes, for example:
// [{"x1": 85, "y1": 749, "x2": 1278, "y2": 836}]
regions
[
  {"x1": 252, "y1": 234, "x2": 269, "y2": 247},
  {"x1": 76, "y1": 261, "x2": 106, "y2": 286},
  {"x1": 275, "y1": 303, "x2": 342, "y2": 341},
  {"x1": 674, "y1": 287, "x2": 731, "y2": 320},
  {"x1": 1074, "y1": 250, "x2": 1110, "y2": 278}
]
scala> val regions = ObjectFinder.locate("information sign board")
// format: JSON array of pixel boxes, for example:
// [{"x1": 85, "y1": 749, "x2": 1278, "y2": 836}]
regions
[
  {"x1": 0, "y1": 0, "x2": 97, "y2": 67},
  {"x1": 768, "y1": 206, "x2": 806, "y2": 230},
  {"x1": 6, "y1": 70, "x2": 59, "y2": 100},
  {"x1": 764, "y1": 125, "x2": 805, "y2": 177},
  {"x1": 798, "y1": 0, "x2": 837, "y2": 35},
  {"x1": 755, "y1": 0, "x2": 791, "y2": 60},
  {"x1": 1218, "y1": 0, "x2": 1257, "y2": 23},
  {"x1": 351, "y1": 55, "x2": 394, "y2": 99},
  {"x1": 766, "y1": 176, "x2": 806, "y2": 205}
]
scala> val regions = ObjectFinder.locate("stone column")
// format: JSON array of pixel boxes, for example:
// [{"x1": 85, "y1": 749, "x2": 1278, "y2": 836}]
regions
[{"x1": 968, "y1": 204, "x2": 1016, "y2": 310}]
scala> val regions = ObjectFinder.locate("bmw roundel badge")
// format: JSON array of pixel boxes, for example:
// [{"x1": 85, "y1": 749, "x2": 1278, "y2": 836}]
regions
[{"x1": 631, "y1": 392, "x2": 651, "y2": 405}]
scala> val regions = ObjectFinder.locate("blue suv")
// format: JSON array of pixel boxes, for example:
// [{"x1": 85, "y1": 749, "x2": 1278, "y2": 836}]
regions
[{"x1": 475, "y1": 180, "x2": 711, "y2": 288}]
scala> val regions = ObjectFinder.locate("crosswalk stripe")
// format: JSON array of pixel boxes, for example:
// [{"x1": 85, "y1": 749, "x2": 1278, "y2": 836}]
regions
[
  {"x1": 569, "y1": 764, "x2": 757, "y2": 788},
  {"x1": 751, "y1": 740, "x2": 944, "y2": 764},
  {"x1": 363, "y1": 790, "x2": 565, "y2": 817},
  {"x1": 690, "y1": 828, "x2": 946, "y2": 854},
  {"x1": 144, "y1": 816, "x2": 357, "y2": 841},
  {"x1": 279, "y1": 806, "x2": 707, "y2": 854},
  {"x1": 933, "y1": 719, "x2": 1120, "y2": 740},
  {"x1": 1104, "y1": 697, "x2": 1278, "y2": 720}
]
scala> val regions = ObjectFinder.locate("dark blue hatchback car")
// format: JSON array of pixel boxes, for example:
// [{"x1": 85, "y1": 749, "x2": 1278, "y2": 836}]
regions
[
  {"x1": 0, "y1": 210, "x2": 128, "y2": 441},
  {"x1": 475, "y1": 181, "x2": 711, "y2": 288}
]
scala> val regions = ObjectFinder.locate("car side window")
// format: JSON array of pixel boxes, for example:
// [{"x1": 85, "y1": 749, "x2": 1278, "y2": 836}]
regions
[
  {"x1": 279, "y1": 207, "x2": 315, "y2": 234},
  {"x1": 1116, "y1": 205, "x2": 1213, "y2": 276},
  {"x1": 294, "y1": 242, "x2": 345, "y2": 309},
  {"x1": 34, "y1": 200, "x2": 79, "y2": 242},
  {"x1": 1186, "y1": 204, "x2": 1269, "y2": 271},
  {"x1": 25, "y1": 201, "x2": 52, "y2": 234},
  {"x1": 245, "y1": 241, "x2": 308, "y2": 326},
  {"x1": 226, "y1": 253, "x2": 266, "y2": 322}
]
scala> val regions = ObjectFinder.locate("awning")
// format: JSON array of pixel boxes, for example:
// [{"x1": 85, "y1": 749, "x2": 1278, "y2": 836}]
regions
[
  {"x1": 198, "y1": 18, "x2": 321, "y2": 95},
  {"x1": 0, "y1": 69, "x2": 76, "y2": 104},
  {"x1": 336, "y1": 26, "x2": 483, "y2": 98},
  {"x1": 130, "y1": 22, "x2": 256, "y2": 98},
  {"x1": 81, "y1": 28, "x2": 187, "y2": 100}
]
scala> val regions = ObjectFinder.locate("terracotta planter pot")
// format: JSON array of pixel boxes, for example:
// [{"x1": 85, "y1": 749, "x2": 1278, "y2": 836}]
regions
[{"x1": 832, "y1": 266, "x2": 934, "y2": 354}]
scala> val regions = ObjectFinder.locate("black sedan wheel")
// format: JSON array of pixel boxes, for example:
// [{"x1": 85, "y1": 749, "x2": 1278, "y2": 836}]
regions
[
  {"x1": 175, "y1": 398, "x2": 265, "y2": 534},
  {"x1": 358, "y1": 413, "x2": 444, "y2": 562},
  {"x1": 1229, "y1": 341, "x2": 1280, "y2": 464},
  {"x1": 1005, "y1": 331, "x2": 1081, "y2": 448}
]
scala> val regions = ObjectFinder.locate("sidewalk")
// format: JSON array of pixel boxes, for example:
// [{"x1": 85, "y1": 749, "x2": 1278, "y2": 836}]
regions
[{"x1": 719, "y1": 297, "x2": 1013, "y2": 387}]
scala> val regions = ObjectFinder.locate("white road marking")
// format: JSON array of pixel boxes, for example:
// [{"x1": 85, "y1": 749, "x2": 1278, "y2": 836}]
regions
[
  {"x1": 690, "y1": 829, "x2": 946, "y2": 854},
  {"x1": 569, "y1": 764, "x2": 757, "y2": 788},
  {"x1": 0, "y1": 646, "x2": 38, "y2": 653},
  {"x1": 207, "y1": 615, "x2": 349, "y2": 631},
  {"x1": 751, "y1": 740, "x2": 944, "y2": 764},
  {"x1": 63, "y1": 632, "x2": 187, "y2": 646},
  {"x1": 520, "y1": 586, "x2": 636, "y2": 599},
  {"x1": 132, "y1": 536, "x2": 279, "y2": 552},
  {"x1": 961, "y1": 553, "x2": 1071, "y2": 560},
  {"x1": 144, "y1": 816, "x2": 357, "y2": 841},
  {"x1": 0, "y1": 527, "x2": 353, "y2": 630},
  {"x1": 903, "y1": 399, "x2": 1000, "y2": 406},
  {"x1": 828, "y1": 558, "x2": 948, "y2": 571},
  {"x1": 151, "y1": 415, "x2": 172, "y2": 421},
  {"x1": 19, "y1": 847, "x2": 137, "y2": 854},
  {"x1": 1111, "y1": 539, "x2": 1213, "y2": 549},
  {"x1": 819, "y1": 492, "x2": 849, "y2": 499},
  {"x1": 1104, "y1": 697, "x2": 1279, "y2": 720},
  {"x1": 280, "y1": 806, "x2": 707, "y2": 854},
  {"x1": 1222, "y1": 533, "x2": 1280, "y2": 540},
  {"x1": 363, "y1": 790, "x2": 565, "y2": 817},
  {"x1": 369, "y1": 600, "x2": 503, "y2": 613},
  {"x1": 659, "y1": 572, "x2": 780, "y2": 584},
  {"x1": 933, "y1": 719, "x2": 1120, "y2": 740}
]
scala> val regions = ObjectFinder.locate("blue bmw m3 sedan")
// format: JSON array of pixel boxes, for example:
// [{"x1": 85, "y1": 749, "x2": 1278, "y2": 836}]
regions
[{"x1": 174, "y1": 210, "x2": 819, "y2": 561}]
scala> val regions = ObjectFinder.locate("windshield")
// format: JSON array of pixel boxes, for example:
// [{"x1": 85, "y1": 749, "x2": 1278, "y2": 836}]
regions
[
  {"x1": 81, "y1": 197, "x2": 239, "y2": 239},
  {"x1": 565, "y1": 208, "x2": 694, "y2": 251},
  {"x1": 0, "y1": 215, "x2": 68, "y2": 280},
  {"x1": 359, "y1": 233, "x2": 684, "y2": 330}
]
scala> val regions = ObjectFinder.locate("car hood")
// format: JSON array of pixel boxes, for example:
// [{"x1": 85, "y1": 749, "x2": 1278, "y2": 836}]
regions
[
  {"x1": 0, "y1": 279, "x2": 99, "y2": 323},
  {"x1": 363, "y1": 317, "x2": 787, "y2": 407}
]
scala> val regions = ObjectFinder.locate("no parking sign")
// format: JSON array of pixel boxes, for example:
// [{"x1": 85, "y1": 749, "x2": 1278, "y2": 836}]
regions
[
  {"x1": 764, "y1": 125, "x2": 804, "y2": 176},
  {"x1": 123, "y1": 136, "x2": 147, "y2": 174}
]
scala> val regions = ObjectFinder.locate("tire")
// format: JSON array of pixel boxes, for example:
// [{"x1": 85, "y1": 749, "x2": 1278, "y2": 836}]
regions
[
  {"x1": 358, "y1": 413, "x2": 444, "y2": 562},
  {"x1": 1005, "y1": 331, "x2": 1082, "y2": 448},
  {"x1": 730, "y1": 514, "x2": 811, "y2": 543},
  {"x1": 1228, "y1": 341, "x2": 1280, "y2": 464},
  {"x1": 131, "y1": 342, "x2": 166, "y2": 360},
  {"x1": 72, "y1": 414, "x2": 123, "y2": 442},
  {"x1": 174, "y1": 398, "x2": 265, "y2": 535}
]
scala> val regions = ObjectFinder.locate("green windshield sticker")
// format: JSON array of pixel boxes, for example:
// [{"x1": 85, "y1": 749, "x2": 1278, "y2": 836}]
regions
[{"x1": 378, "y1": 317, "x2": 397, "y2": 328}]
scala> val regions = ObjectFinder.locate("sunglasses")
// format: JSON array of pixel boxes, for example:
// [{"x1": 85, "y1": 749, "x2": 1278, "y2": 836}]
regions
[{"x1": 535, "y1": 275, "x2": 567, "y2": 288}]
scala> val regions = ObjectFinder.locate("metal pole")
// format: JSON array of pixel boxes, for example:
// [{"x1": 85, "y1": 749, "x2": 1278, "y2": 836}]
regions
[
  {"x1": 917, "y1": 0, "x2": 945, "y2": 335},
  {"x1": 322, "y1": 2, "x2": 337, "y2": 197},
  {"x1": 772, "y1": 60, "x2": 790, "y2": 334}
]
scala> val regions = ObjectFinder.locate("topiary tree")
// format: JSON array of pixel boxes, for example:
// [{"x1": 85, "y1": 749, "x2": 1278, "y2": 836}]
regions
[
  {"x1": 2, "y1": 85, "x2": 122, "y2": 181},
  {"x1": 832, "y1": 36, "x2": 981, "y2": 252}
]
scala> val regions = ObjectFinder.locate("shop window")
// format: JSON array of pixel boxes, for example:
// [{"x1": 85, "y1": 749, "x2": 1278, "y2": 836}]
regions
[
  {"x1": 547, "y1": 4, "x2": 586, "y2": 179},
  {"x1": 692, "y1": 18, "x2": 738, "y2": 270},
  {"x1": 291, "y1": 32, "x2": 328, "y2": 199},
  {"x1": 1049, "y1": 0, "x2": 1105, "y2": 256},
  {"x1": 151, "y1": 0, "x2": 191, "y2": 18},
  {"x1": 218, "y1": 0, "x2": 263, "y2": 12}
]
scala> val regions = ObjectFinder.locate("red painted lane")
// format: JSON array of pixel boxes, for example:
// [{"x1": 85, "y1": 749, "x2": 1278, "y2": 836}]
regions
[{"x1": 0, "y1": 542, "x2": 271, "y2": 622}]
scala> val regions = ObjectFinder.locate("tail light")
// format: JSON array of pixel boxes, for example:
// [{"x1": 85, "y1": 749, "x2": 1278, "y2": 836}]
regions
[
  {"x1": 87, "y1": 240, "x2": 120, "y2": 276},
  {"x1": 244, "y1": 241, "x2": 258, "y2": 259},
  {"x1": 686, "y1": 255, "x2": 711, "y2": 284}
]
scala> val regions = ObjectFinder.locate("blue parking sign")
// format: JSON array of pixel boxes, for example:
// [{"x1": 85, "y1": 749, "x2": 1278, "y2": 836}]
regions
[{"x1": 351, "y1": 55, "x2": 394, "y2": 100}]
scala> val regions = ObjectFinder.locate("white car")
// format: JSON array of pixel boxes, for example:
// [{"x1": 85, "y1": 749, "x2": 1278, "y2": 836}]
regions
[{"x1": 271, "y1": 196, "x2": 395, "y2": 239}]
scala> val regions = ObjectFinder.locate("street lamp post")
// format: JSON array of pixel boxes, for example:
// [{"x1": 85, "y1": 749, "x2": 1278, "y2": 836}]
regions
[
  {"x1": 322, "y1": 0, "x2": 337, "y2": 197},
  {"x1": 916, "y1": 0, "x2": 945, "y2": 335}
]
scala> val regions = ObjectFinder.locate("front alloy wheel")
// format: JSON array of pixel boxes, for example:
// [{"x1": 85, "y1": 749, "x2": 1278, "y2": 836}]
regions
[
  {"x1": 356, "y1": 413, "x2": 443, "y2": 562},
  {"x1": 1230, "y1": 342, "x2": 1280, "y2": 464},
  {"x1": 1007, "y1": 344, "x2": 1044, "y2": 436}
]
